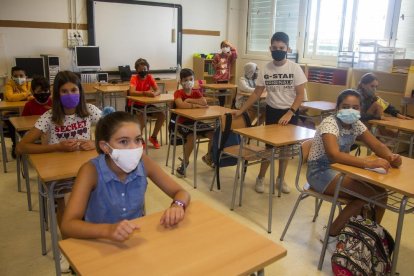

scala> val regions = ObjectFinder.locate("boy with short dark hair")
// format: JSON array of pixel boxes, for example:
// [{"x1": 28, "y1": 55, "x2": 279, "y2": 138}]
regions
[
  {"x1": 233, "y1": 32, "x2": 307, "y2": 194},
  {"x1": 21, "y1": 76, "x2": 52, "y2": 116},
  {"x1": 173, "y1": 68, "x2": 214, "y2": 177}
]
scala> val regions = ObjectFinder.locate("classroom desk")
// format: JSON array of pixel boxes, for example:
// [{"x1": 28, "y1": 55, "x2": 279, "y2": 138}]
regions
[
  {"x1": 369, "y1": 117, "x2": 414, "y2": 158},
  {"x1": 319, "y1": 156, "x2": 414, "y2": 275},
  {"x1": 127, "y1": 94, "x2": 174, "y2": 154},
  {"x1": 233, "y1": 124, "x2": 315, "y2": 233},
  {"x1": 300, "y1": 101, "x2": 336, "y2": 123},
  {"x1": 201, "y1": 83, "x2": 238, "y2": 107},
  {"x1": 9, "y1": 115, "x2": 39, "y2": 211},
  {"x1": 29, "y1": 150, "x2": 98, "y2": 276},
  {"x1": 0, "y1": 100, "x2": 27, "y2": 173},
  {"x1": 94, "y1": 84, "x2": 129, "y2": 109},
  {"x1": 59, "y1": 201, "x2": 287, "y2": 276},
  {"x1": 170, "y1": 106, "x2": 233, "y2": 188}
]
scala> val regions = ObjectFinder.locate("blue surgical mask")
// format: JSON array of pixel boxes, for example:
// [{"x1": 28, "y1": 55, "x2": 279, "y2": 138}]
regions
[{"x1": 336, "y1": 109, "x2": 361, "y2": 124}]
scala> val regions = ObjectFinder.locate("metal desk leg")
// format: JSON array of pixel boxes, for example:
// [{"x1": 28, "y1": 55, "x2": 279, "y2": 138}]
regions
[
  {"x1": 409, "y1": 135, "x2": 414, "y2": 158},
  {"x1": 231, "y1": 137, "x2": 244, "y2": 210},
  {"x1": 277, "y1": 158, "x2": 286, "y2": 198},
  {"x1": 268, "y1": 148, "x2": 275, "y2": 233},
  {"x1": 17, "y1": 153, "x2": 22, "y2": 192},
  {"x1": 23, "y1": 155, "x2": 32, "y2": 211},
  {"x1": 47, "y1": 181, "x2": 61, "y2": 276},
  {"x1": 318, "y1": 174, "x2": 344, "y2": 270},
  {"x1": 193, "y1": 121, "x2": 198, "y2": 188},
  {"x1": 1, "y1": 121, "x2": 7, "y2": 173},
  {"x1": 391, "y1": 196, "x2": 408, "y2": 275},
  {"x1": 171, "y1": 115, "x2": 179, "y2": 174},
  {"x1": 38, "y1": 177, "x2": 47, "y2": 255},
  {"x1": 143, "y1": 106, "x2": 148, "y2": 155}
]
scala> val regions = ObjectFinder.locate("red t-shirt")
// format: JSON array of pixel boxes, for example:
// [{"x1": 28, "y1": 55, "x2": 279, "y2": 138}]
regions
[
  {"x1": 173, "y1": 88, "x2": 203, "y2": 123},
  {"x1": 128, "y1": 74, "x2": 158, "y2": 107},
  {"x1": 21, "y1": 98, "x2": 52, "y2": 116}
]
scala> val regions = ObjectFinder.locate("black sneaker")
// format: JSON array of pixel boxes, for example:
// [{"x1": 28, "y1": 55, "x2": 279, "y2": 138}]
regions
[{"x1": 176, "y1": 162, "x2": 189, "y2": 178}]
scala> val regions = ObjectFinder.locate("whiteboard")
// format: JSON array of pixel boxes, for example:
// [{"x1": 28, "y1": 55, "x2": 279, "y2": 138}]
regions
[{"x1": 89, "y1": 0, "x2": 182, "y2": 72}]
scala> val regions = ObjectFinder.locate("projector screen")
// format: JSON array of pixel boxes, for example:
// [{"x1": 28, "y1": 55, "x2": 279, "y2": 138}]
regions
[{"x1": 87, "y1": 0, "x2": 182, "y2": 72}]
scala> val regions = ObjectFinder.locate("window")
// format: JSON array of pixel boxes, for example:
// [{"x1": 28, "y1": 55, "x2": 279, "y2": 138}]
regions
[
  {"x1": 247, "y1": 0, "x2": 301, "y2": 53},
  {"x1": 305, "y1": 0, "x2": 393, "y2": 58},
  {"x1": 396, "y1": 0, "x2": 414, "y2": 58}
]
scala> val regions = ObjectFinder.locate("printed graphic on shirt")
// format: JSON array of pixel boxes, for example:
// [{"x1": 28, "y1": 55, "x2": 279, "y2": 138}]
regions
[
  {"x1": 264, "y1": 73, "x2": 295, "y2": 91},
  {"x1": 54, "y1": 120, "x2": 88, "y2": 139}
]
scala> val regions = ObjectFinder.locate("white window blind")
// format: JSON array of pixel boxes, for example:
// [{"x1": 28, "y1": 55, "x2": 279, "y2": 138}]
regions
[
  {"x1": 274, "y1": 0, "x2": 300, "y2": 51},
  {"x1": 247, "y1": 0, "x2": 274, "y2": 52},
  {"x1": 396, "y1": 0, "x2": 414, "y2": 59}
]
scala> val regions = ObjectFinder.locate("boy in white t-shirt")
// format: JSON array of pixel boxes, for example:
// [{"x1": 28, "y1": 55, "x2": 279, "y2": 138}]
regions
[{"x1": 233, "y1": 32, "x2": 307, "y2": 194}]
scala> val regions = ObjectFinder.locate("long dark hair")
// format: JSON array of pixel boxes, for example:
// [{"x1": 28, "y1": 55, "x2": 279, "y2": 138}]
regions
[
  {"x1": 52, "y1": 71, "x2": 89, "y2": 125},
  {"x1": 336, "y1": 89, "x2": 362, "y2": 109},
  {"x1": 357, "y1": 73, "x2": 378, "y2": 90},
  {"x1": 95, "y1": 111, "x2": 140, "y2": 154}
]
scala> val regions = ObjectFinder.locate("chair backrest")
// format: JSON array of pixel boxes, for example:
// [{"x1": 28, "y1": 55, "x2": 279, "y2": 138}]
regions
[
  {"x1": 219, "y1": 112, "x2": 251, "y2": 134},
  {"x1": 294, "y1": 138, "x2": 313, "y2": 192}
]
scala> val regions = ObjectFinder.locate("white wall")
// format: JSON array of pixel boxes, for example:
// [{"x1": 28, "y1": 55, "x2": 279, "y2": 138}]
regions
[{"x1": 0, "y1": 0, "x2": 232, "y2": 77}]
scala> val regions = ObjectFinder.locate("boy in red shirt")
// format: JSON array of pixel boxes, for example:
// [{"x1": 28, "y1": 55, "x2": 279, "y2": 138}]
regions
[
  {"x1": 174, "y1": 68, "x2": 214, "y2": 178},
  {"x1": 128, "y1": 58, "x2": 165, "y2": 149},
  {"x1": 21, "y1": 76, "x2": 52, "y2": 116}
]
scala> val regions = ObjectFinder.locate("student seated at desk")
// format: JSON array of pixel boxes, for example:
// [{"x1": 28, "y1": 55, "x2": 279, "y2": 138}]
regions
[
  {"x1": 235, "y1": 62, "x2": 265, "y2": 125},
  {"x1": 173, "y1": 68, "x2": 214, "y2": 177},
  {"x1": 359, "y1": 73, "x2": 412, "y2": 122},
  {"x1": 21, "y1": 75, "x2": 52, "y2": 116},
  {"x1": 128, "y1": 58, "x2": 165, "y2": 149},
  {"x1": 3, "y1": 66, "x2": 33, "y2": 158},
  {"x1": 306, "y1": 89, "x2": 401, "y2": 251},
  {"x1": 61, "y1": 111, "x2": 190, "y2": 241}
]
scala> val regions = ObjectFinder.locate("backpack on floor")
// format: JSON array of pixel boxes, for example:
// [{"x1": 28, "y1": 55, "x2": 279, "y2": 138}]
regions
[{"x1": 331, "y1": 215, "x2": 395, "y2": 276}]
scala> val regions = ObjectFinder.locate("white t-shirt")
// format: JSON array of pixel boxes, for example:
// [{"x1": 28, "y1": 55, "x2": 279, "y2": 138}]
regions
[
  {"x1": 256, "y1": 60, "x2": 307, "y2": 109},
  {"x1": 35, "y1": 104, "x2": 101, "y2": 144},
  {"x1": 308, "y1": 115, "x2": 367, "y2": 161}
]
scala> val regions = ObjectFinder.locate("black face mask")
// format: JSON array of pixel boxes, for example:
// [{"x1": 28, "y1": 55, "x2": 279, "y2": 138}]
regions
[
  {"x1": 138, "y1": 71, "x2": 148, "y2": 78},
  {"x1": 271, "y1": 50, "x2": 287, "y2": 61},
  {"x1": 34, "y1": 92, "x2": 51, "y2": 104}
]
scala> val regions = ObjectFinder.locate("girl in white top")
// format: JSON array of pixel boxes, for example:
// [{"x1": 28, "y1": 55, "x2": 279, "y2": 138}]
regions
[
  {"x1": 307, "y1": 89, "x2": 401, "y2": 240},
  {"x1": 236, "y1": 62, "x2": 265, "y2": 125},
  {"x1": 17, "y1": 71, "x2": 101, "y2": 154}
]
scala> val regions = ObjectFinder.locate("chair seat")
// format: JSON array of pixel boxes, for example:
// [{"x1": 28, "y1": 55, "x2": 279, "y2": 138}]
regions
[
  {"x1": 223, "y1": 144, "x2": 266, "y2": 161},
  {"x1": 304, "y1": 185, "x2": 350, "y2": 205}
]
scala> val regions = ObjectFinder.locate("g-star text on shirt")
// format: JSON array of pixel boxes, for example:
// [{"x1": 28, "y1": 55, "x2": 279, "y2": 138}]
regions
[{"x1": 264, "y1": 73, "x2": 295, "y2": 91}]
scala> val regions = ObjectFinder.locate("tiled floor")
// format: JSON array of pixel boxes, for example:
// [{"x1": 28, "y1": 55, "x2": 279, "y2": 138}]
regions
[{"x1": 1, "y1": 140, "x2": 413, "y2": 275}]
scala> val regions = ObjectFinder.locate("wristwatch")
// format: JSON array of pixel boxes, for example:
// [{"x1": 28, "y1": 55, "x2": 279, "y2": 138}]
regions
[
  {"x1": 171, "y1": 200, "x2": 186, "y2": 210},
  {"x1": 289, "y1": 107, "x2": 296, "y2": 114}
]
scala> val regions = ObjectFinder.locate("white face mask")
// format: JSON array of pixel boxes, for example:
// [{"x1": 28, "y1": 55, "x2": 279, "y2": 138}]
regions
[
  {"x1": 222, "y1": 46, "x2": 231, "y2": 53},
  {"x1": 182, "y1": 80, "x2": 194, "y2": 90},
  {"x1": 107, "y1": 144, "x2": 143, "y2": 173},
  {"x1": 13, "y1": 77, "x2": 26, "y2": 85}
]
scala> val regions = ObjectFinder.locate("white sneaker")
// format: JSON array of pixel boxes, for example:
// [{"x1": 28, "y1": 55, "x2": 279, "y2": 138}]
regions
[
  {"x1": 318, "y1": 228, "x2": 338, "y2": 254},
  {"x1": 60, "y1": 254, "x2": 71, "y2": 273},
  {"x1": 255, "y1": 177, "x2": 264, "y2": 193},
  {"x1": 276, "y1": 178, "x2": 290, "y2": 194}
]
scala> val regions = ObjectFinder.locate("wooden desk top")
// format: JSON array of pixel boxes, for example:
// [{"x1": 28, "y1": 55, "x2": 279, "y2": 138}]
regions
[
  {"x1": 234, "y1": 124, "x2": 315, "y2": 147},
  {"x1": 59, "y1": 201, "x2": 286, "y2": 276},
  {"x1": 29, "y1": 150, "x2": 97, "y2": 182},
  {"x1": 201, "y1": 83, "x2": 238, "y2": 90},
  {"x1": 126, "y1": 94, "x2": 174, "y2": 104},
  {"x1": 9, "y1": 115, "x2": 39, "y2": 131},
  {"x1": 301, "y1": 101, "x2": 336, "y2": 111},
  {"x1": 171, "y1": 105, "x2": 234, "y2": 120},
  {"x1": 331, "y1": 156, "x2": 414, "y2": 197},
  {"x1": 0, "y1": 101, "x2": 27, "y2": 110},
  {"x1": 369, "y1": 117, "x2": 414, "y2": 133},
  {"x1": 239, "y1": 91, "x2": 267, "y2": 99},
  {"x1": 94, "y1": 85, "x2": 129, "y2": 93}
]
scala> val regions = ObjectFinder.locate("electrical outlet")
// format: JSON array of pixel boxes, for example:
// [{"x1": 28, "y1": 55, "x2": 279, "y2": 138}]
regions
[{"x1": 67, "y1": 29, "x2": 85, "y2": 48}]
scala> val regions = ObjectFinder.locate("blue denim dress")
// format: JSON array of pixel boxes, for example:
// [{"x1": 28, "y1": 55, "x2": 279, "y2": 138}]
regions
[{"x1": 307, "y1": 119, "x2": 357, "y2": 193}]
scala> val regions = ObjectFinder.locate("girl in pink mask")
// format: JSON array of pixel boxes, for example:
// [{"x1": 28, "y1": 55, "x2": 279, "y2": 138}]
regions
[{"x1": 61, "y1": 111, "x2": 190, "y2": 241}]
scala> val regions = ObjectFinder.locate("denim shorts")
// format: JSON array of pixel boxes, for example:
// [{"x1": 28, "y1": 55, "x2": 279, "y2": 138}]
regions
[{"x1": 306, "y1": 160, "x2": 338, "y2": 193}]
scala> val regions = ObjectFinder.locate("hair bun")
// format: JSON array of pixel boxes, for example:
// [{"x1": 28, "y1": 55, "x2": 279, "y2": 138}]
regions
[{"x1": 101, "y1": 106, "x2": 116, "y2": 117}]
